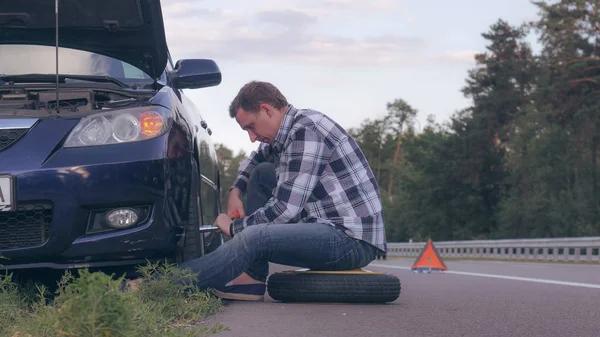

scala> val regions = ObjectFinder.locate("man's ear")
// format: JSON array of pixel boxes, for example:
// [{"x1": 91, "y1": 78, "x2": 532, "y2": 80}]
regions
[{"x1": 260, "y1": 103, "x2": 274, "y2": 118}]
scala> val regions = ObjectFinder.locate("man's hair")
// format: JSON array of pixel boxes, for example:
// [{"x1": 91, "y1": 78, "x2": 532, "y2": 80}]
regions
[{"x1": 228, "y1": 81, "x2": 288, "y2": 118}]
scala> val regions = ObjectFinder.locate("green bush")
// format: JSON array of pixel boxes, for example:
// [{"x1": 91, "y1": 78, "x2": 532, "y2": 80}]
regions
[{"x1": 0, "y1": 261, "x2": 227, "y2": 337}]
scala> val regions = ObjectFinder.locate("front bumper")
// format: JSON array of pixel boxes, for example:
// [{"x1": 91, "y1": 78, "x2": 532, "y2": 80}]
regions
[
  {"x1": 0, "y1": 115, "x2": 195, "y2": 270},
  {"x1": 0, "y1": 158, "x2": 186, "y2": 269},
  {"x1": 0, "y1": 116, "x2": 195, "y2": 269}
]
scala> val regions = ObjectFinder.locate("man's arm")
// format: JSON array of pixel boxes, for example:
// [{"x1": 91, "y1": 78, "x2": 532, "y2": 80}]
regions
[{"x1": 231, "y1": 127, "x2": 331, "y2": 235}]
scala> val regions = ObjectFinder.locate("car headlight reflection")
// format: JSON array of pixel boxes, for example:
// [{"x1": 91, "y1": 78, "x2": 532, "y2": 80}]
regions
[{"x1": 64, "y1": 106, "x2": 172, "y2": 147}]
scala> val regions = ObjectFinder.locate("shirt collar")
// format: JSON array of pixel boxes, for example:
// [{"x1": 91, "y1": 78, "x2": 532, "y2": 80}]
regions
[{"x1": 272, "y1": 104, "x2": 297, "y2": 152}]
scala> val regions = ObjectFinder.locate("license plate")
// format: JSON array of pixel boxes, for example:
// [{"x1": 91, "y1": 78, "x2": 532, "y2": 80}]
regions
[{"x1": 0, "y1": 174, "x2": 15, "y2": 212}]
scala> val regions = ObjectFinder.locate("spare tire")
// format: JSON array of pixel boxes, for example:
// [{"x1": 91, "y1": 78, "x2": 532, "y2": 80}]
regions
[{"x1": 267, "y1": 269, "x2": 401, "y2": 303}]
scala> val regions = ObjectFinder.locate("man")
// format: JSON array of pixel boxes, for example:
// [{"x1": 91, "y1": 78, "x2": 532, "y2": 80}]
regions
[{"x1": 167, "y1": 81, "x2": 387, "y2": 301}]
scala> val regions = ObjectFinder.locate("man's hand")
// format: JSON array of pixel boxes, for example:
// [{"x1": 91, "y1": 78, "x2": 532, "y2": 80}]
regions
[
  {"x1": 227, "y1": 187, "x2": 245, "y2": 218},
  {"x1": 213, "y1": 213, "x2": 233, "y2": 237}
]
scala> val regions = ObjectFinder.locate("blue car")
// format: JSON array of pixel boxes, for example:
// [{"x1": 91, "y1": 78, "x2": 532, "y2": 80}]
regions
[{"x1": 0, "y1": 1, "x2": 224, "y2": 271}]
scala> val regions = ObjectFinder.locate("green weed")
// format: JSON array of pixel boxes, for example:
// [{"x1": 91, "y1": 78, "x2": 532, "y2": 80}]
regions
[{"x1": 0, "y1": 261, "x2": 227, "y2": 337}]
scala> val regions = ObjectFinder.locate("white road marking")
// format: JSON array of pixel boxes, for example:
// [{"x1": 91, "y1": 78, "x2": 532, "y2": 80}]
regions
[
  {"x1": 369, "y1": 264, "x2": 411, "y2": 270},
  {"x1": 369, "y1": 263, "x2": 600, "y2": 289}
]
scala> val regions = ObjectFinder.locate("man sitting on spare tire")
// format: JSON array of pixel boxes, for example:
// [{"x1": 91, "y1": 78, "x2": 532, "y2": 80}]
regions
[{"x1": 158, "y1": 80, "x2": 387, "y2": 301}]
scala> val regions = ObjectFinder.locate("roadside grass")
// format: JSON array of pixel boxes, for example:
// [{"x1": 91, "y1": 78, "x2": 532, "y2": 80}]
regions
[{"x1": 0, "y1": 260, "x2": 228, "y2": 337}]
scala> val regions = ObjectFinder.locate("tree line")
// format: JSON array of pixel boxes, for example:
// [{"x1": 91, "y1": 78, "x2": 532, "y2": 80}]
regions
[{"x1": 215, "y1": 0, "x2": 600, "y2": 242}]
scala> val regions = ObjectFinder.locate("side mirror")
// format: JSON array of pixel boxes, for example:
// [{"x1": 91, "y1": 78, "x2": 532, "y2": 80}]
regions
[{"x1": 169, "y1": 59, "x2": 222, "y2": 89}]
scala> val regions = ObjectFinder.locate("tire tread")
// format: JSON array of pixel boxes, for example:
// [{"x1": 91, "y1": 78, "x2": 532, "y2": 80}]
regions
[{"x1": 267, "y1": 272, "x2": 401, "y2": 303}]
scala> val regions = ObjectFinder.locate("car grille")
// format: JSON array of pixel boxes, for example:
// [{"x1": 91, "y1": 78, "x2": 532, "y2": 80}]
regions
[
  {"x1": 0, "y1": 203, "x2": 53, "y2": 250},
  {"x1": 0, "y1": 128, "x2": 27, "y2": 152}
]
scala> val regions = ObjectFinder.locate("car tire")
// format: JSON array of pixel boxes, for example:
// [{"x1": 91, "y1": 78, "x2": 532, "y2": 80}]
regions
[
  {"x1": 180, "y1": 159, "x2": 206, "y2": 262},
  {"x1": 266, "y1": 269, "x2": 401, "y2": 303}
]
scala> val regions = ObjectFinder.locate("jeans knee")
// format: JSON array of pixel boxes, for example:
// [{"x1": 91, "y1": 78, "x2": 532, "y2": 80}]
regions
[{"x1": 249, "y1": 162, "x2": 276, "y2": 185}]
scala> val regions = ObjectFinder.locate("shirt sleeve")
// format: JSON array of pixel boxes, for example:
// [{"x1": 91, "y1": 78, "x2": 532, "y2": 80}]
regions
[
  {"x1": 230, "y1": 143, "x2": 271, "y2": 195},
  {"x1": 231, "y1": 126, "x2": 332, "y2": 235}
]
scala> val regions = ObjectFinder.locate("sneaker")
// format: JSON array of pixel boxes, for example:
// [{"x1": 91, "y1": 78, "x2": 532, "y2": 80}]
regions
[{"x1": 211, "y1": 283, "x2": 266, "y2": 301}]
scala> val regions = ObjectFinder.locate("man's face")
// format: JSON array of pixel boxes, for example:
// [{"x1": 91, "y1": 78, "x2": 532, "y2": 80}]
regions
[{"x1": 235, "y1": 105, "x2": 279, "y2": 144}]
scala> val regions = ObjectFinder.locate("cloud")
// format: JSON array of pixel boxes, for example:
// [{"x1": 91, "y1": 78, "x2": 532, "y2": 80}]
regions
[
  {"x1": 364, "y1": 35, "x2": 428, "y2": 51},
  {"x1": 255, "y1": 10, "x2": 317, "y2": 30},
  {"x1": 167, "y1": 29, "x2": 429, "y2": 67},
  {"x1": 268, "y1": 0, "x2": 402, "y2": 16},
  {"x1": 162, "y1": 1, "x2": 232, "y2": 20},
  {"x1": 161, "y1": 0, "x2": 469, "y2": 68},
  {"x1": 441, "y1": 50, "x2": 479, "y2": 64}
]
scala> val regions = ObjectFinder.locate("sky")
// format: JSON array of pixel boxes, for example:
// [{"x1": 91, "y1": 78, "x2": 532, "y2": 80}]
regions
[{"x1": 161, "y1": 0, "x2": 542, "y2": 156}]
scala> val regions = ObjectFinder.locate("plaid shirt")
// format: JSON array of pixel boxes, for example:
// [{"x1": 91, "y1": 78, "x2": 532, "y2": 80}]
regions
[{"x1": 230, "y1": 105, "x2": 387, "y2": 252}]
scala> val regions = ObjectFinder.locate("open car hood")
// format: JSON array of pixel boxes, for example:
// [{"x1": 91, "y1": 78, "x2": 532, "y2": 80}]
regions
[{"x1": 0, "y1": 0, "x2": 168, "y2": 79}]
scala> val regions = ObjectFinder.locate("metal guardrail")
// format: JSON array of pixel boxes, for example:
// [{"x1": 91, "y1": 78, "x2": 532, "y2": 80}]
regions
[{"x1": 386, "y1": 237, "x2": 600, "y2": 263}]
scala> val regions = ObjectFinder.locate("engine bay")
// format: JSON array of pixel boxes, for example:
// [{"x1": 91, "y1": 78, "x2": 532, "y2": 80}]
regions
[{"x1": 0, "y1": 87, "x2": 146, "y2": 116}]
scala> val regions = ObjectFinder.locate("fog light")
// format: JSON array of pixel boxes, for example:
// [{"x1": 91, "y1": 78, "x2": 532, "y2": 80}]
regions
[{"x1": 106, "y1": 208, "x2": 139, "y2": 229}]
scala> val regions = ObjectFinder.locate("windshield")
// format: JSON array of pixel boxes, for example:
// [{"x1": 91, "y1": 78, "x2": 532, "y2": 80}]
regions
[{"x1": 0, "y1": 44, "x2": 156, "y2": 86}]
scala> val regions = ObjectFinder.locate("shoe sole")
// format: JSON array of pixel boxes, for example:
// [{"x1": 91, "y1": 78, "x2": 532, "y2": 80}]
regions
[{"x1": 211, "y1": 289, "x2": 264, "y2": 301}]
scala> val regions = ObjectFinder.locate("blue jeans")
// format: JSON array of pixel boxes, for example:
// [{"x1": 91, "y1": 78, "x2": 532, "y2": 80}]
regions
[{"x1": 178, "y1": 162, "x2": 378, "y2": 289}]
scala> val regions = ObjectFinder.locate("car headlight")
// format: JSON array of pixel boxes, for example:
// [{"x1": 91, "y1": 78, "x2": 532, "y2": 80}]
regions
[{"x1": 63, "y1": 106, "x2": 172, "y2": 147}]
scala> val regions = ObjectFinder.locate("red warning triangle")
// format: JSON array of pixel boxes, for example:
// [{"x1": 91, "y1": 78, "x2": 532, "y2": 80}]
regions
[{"x1": 411, "y1": 238, "x2": 447, "y2": 271}]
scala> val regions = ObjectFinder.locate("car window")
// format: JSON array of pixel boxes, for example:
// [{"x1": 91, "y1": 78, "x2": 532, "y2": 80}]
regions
[{"x1": 0, "y1": 44, "x2": 155, "y2": 85}]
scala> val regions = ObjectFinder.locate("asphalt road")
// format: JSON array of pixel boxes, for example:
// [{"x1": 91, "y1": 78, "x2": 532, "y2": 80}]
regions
[{"x1": 205, "y1": 258, "x2": 600, "y2": 337}]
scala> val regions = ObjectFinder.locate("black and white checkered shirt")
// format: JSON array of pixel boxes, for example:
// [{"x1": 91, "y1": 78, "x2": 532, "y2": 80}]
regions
[{"x1": 231, "y1": 105, "x2": 387, "y2": 252}]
